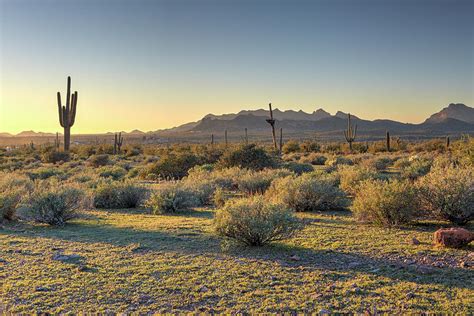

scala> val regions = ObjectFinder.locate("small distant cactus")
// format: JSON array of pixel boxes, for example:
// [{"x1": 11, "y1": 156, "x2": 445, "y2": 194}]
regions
[
  {"x1": 343, "y1": 114, "x2": 357, "y2": 151},
  {"x1": 266, "y1": 103, "x2": 278, "y2": 150},
  {"x1": 225, "y1": 130, "x2": 228, "y2": 147},
  {"x1": 386, "y1": 131, "x2": 391, "y2": 152},
  {"x1": 244, "y1": 128, "x2": 248, "y2": 145},
  {"x1": 54, "y1": 132, "x2": 60, "y2": 150},
  {"x1": 57, "y1": 76, "x2": 78, "y2": 151},
  {"x1": 279, "y1": 128, "x2": 283, "y2": 154},
  {"x1": 446, "y1": 136, "x2": 450, "y2": 149},
  {"x1": 114, "y1": 132, "x2": 123, "y2": 154}
]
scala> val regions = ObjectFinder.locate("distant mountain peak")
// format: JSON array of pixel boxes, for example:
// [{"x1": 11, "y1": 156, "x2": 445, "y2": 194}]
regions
[{"x1": 425, "y1": 103, "x2": 473, "y2": 124}]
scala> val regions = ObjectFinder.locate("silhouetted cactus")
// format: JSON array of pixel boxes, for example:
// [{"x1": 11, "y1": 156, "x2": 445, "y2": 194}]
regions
[
  {"x1": 386, "y1": 131, "x2": 391, "y2": 152},
  {"x1": 54, "y1": 132, "x2": 60, "y2": 150},
  {"x1": 279, "y1": 128, "x2": 283, "y2": 154},
  {"x1": 211, "y1": 134, "x2": 214, "y2": 146},
  {"x1": 114, "y1": 132, "x2": 123, "y2": 154},
  {"x1": 244, "y1": 128, "x2": 248, "y2": 145},
  {"x1": 225, "y1": 130, "x2": 228, "y2": 147},
  {"x1": 446, "y1": 136, "x2": 450, "y2": 149},
  {"x1": 343, "y1": 113, "x2": 357, "y2": 151},
  {"x1": 57, "y1": 76, "x2": 77, "y2": 151},
  {"x1": 266, "y1": 103, "x2": 278, "y2": 149}
]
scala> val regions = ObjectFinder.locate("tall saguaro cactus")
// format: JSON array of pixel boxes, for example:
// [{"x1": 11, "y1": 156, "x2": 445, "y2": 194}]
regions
[
  {"x1": 114, "y1": 132, "x2": 123, "y2": 154},
  {"x1": 343, "y1": 113, "x2": 357, "y2": 151},
  {"x1": 279, "y1": 128, "x2": 283, "y2": 154},
  {"x1": 266, "y1": 103, "x2": 278, "y2": 150},
  {"x1": 57, "y1": 76, "x2": 77, "y2": 151}
]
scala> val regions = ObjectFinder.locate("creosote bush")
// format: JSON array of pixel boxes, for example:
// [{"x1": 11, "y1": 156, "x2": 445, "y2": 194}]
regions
[
  {"x1": 352, "y1": 179, "x2": 417, "y2": 227},
  {"x1": 93, "y1": 181, "x2": 148, "y2": 209},
  {"x1": 218, "y1": 144, "x2": 276, "y2": 171},
  {"x1": 214, "y1": 196, "x2": 301, "y2": 246},
  {"x1": 146, "y1": 183, "x2": 198, "y2": 214},
  {"x1": 20, "y1": 183, "x2": 87, "y2": 226},
  {"x1": 142, "y1": 152, "x2": 200, "y2": 180},
  {"x1": 88, "y1": 154, "x2": 110, "y2": 167},
  {"x1": 338, "y1": 165, "x2": 378, "y2": 196},
  {"x1": 267, "y1": 173, "x2": 348, "y2": 212},
  {"x1": 417, "y1": 165, "x2": 473, "y2": 225},
  {"x1": 0, "y1": 189, "x2": 22, "y2": 222}
]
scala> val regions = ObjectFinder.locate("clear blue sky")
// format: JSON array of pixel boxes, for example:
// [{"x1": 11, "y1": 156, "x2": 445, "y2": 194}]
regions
[{"x1": 1, "y1": 0, "x2": 473, "y2": 133}]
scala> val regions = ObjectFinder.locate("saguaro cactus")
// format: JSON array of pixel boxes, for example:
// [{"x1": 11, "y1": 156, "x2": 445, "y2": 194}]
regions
[
  {"x1": 244, "y1": 128, "x2": 248, "y2": 145},
  {"x1": 225, "y1": 130, "x2": 228, "y2": 147},
  {"x1": 54, "y1": 132, "x2": 60, "y2": 150},
  {"x1": 57, "y1": 76, "x2": 77, "y2": 151},
  {"x1": 343, "y1": 113, "x2": 357, "y2": 151},
  {"x1": 211, "y1": 134, "x2": 214, "y2": 146},
  {"x1": 279, "y1": 128, "x2": 283, "y2": 154},
  {"x1": 386, "y1": 131, "x2": 391, "y2": 152},
  {"x1": 114, "y1": 132, "x2": 123, "y2": 154},
  {"x1": 446, "y1": 136, "x2": 450, "y2": 149},
  {"x1": 266, "y1": 103, "x2": 278, "y2": 150}
]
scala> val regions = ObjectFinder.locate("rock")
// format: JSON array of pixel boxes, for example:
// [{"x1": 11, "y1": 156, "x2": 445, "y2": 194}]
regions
[
  {"x1": 319, "y1": 309, "x2": 331, "y2": 315},
  {"x1": 434, "y1": 228, "x2": 474, "y2": 248},
  {"x1": 51, "y1": 253, "x2": 82, "y2": 263},
  {"x1": 406, "y1": 292, "x2": 415, "y2": 299},
  {"x1": 411, "y1": 237, "x2": 421, "y2": 245},
  {"x1": 35, "y1": 286, "x2": 51, "y2": 292},
  {"x1": 459, "y1": 261, "x2": 469, "y2": 268},
  {"x1": 289, "y1": 255, "x2": 301, "y2": 261},
  {"x1": 198, "y1": 286, "x2": 209, "y2": 293}
]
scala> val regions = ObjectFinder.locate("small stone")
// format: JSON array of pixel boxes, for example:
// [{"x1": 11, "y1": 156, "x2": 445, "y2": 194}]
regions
[
  {"x1": 35, "y1": 286, "x2": 51, "y2": 292},
  {"x1": 290, "y1": 255, "x2": 301, "y2": 261},
  {"x1": 411, "y1": 237, "x2": 421, "y2": 245},
  {"x1": 319, "y1": 309, "x2": 331, "y2": 315},
  {"x1": 460, "y1": 261, "x2": 469, "y2": 268},
  {"x1": 198, "y1": 285, "x2": 209, "y2": 293},
  {"x1": 406, "y1": 292, "x2": 415, "y2": 299}
]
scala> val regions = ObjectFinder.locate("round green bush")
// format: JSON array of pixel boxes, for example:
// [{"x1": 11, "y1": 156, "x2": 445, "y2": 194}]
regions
[
  {"x1": 417, "y1": 165, "x2": 473, "y2": 225},
  {"x1": 214, "y1": 196, "x2": 301, "y2": 246},
  {"x1": 352, "y1": 179, "x2": 417, "y2": 227}
]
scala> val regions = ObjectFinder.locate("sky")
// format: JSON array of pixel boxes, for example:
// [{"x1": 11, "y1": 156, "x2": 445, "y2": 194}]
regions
[{"x1": 0, "y1": 0, "x2": 473, "y2": 134}]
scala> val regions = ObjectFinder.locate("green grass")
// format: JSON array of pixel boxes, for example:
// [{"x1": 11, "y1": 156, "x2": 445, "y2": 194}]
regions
[{"x1": 1, "y1": 209, "x2": 473, "y2": 313}]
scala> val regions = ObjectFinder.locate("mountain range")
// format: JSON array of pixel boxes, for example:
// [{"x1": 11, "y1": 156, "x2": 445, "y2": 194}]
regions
[
  {"x1": 1, "y1": 103, "x2": 473, "y2": 138},
  {"x1": 163, "y1": 103, "x2": 474, "y2": 135}
]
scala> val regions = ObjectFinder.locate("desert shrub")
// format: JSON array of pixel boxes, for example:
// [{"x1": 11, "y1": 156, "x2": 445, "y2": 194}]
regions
[
  {"x1": 267, "y1": 174, "x2": 348, "y2": 212},
  {"x1": 326, "y1": 156, "x2": 354, "y2": 167},
  {"x1": 302, "y1": 154, "x2": 327, "y2": 165},
  {"x1": 27, "y1": 167, "x2": 65, "y2": 180},
  {"x1": 352, "y1": 179, "x2": 417, "y2": 227},
  {"x1": 393, "y1": 157, "x2": 411, "y2": 169},
  {"x1": 20, "y1": 184, "x2": 87, "y2": 226},
  {"x1": 146, "y1": 183, "x2": 198, "y2": 214},
  {"x1": 282, "y1": 141, "x2": 300, "y2": 154},
  {"x1": 300, "y1": 141, "x2": 321, "y2": 153},
  {"x1": 401, "y1": 158, "x2": 432, "y2": 180},
  {"x1": 0, "y1": 189, "x2": 22, "y2": 222},
  {"x1": 214, "y1": 196, "x2": 301, "y2": 246},
  {"x1": 367, "y1": 156, "x2": 393, "y2": 171},
  {"x1": 338, "y1": 165, "x2": 378, "y2": 195},
  {"x1": 218, "y1": 144, "x2": 276, "y2": 171},
  {"x1": 142, "y1": 152, "x2": 200, "y2": 180},
  {"x1": 182, "y1": 179, "x2": 216, "y2": 205},
  {"x1": 88, "y1": 154, "x2": 110, "y2": 167},
  {"x1": 282, "y1": 161, "x2": 314, "y2": 175},
  {"x1": 98, "y1": 166, "x2": 127, "y2": 180},
  {"x1": 41, "y1": 150, "x2": 70, "y2": 163},
  {"x1": 212, "y1": 187, "x2": 239, "y2": 208},
  {"x1": 417, "y1": 166, "x2": 473, "y2": 225},
  {"x1": 93, "y1": 181, "x2": 148, "y2": 209}
]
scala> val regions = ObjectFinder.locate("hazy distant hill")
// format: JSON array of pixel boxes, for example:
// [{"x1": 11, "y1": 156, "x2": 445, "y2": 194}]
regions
[
  {"x1": 187, "y1": 104, "x2": 473, "y2": 134},
  {"x1": 2, "y1": 104, "x2": 473, "y2": 138},
  {"x1": 424, "y1": 103, "x2": 474, "y2": 124}
]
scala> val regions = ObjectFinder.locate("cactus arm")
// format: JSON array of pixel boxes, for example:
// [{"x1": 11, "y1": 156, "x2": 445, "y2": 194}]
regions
[
  {"x1": 57, "y1": 92, "x2": 64, "y2": 127},
  {"x1": 66, "y1": 76, "x2": 71, "y2": 112},
  {"x1": 69, "y1": 91, "x2": 77, "y2": 126}
]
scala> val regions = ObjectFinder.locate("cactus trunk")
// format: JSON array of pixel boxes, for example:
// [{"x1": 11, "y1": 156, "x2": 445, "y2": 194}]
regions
[
  {"x1": 57, "y1": 76, "x2": 77, "y2": 152},
  {"x1": 386, "y1": 131, "x2": 391, "y2": 152},
  {"x1": 266, "y1": 103, "x2": 278, "y2": 150}
]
